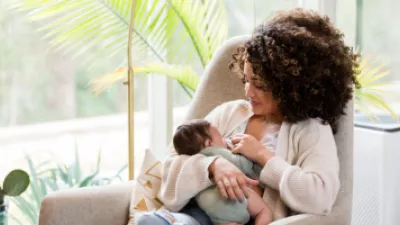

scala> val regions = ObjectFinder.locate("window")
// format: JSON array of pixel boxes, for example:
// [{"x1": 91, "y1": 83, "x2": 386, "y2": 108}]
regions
[
  {"x1": 337, "y1": 0, "x2": 400, "y2": 112},
  {"x1": 0, "y1": 1, "x2": 306, "y2": 223}
]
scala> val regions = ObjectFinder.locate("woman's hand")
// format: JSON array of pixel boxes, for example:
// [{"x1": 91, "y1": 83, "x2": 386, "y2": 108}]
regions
[
  {"x1": 209, "y1": 157, "x2": 259, "y2": 200},
  {"x1": 231, "y1": 134, "x2": 275, "y2": 165}
]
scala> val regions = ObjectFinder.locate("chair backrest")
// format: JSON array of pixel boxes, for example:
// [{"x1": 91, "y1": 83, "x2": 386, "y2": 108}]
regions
[{"x1": 185, "y1": 35, "x2": 354, "y2": 223}]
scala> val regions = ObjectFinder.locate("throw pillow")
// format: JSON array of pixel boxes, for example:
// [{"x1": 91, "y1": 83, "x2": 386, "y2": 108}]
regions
[{"x1": 127, "y1": 149, "x2": 165, "y2": 224}]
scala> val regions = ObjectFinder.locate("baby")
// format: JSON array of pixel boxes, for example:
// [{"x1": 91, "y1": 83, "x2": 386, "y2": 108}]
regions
[{"x1": 173, "y1": 119, "x2": 272, "y2": 225}]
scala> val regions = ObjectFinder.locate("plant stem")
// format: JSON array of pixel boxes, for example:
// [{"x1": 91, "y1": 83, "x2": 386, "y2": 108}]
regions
[{"x1": 127, "y1": 0, "x2": 136, "y2": 180}]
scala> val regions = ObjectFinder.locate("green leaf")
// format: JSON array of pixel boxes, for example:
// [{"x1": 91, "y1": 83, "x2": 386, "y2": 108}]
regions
[
  {"x1": 360, "y1": 92, "x2": 398, "y2": 120},
  {"x1": 11, "y1": 195, "x2": 38, "y2": 224},
  {"x1": 90, "y1": 62, "x2": 200, "y2": 96},
  {"x1": 67, "y1": 164, "x2": 76, "y2": 187},
  {"x1": 78, "y1": 172, "x2": 98, "y2": 188},
  {"x1": 3, "y1": 170, "x2": 30, "y2": 197},
  {"x1": 165, "y1": 0, "x2": 228, "y2": 66},
  {"x1": 24, "y1": 154, "x2": 43, "y2": 213},
  {"x1": 46, "y1": 170, "x2": 60, "y2": 191},
  {"x1": 0, "y1": 189, "x2": 3, "y2": 206},
  {"x1": 34, "y1": 160, "x2": 52, "y2": 172},
  {"x1": 38, "y1": 178, "x2": 49, "y2": 198},
  {"x1": 362, "y1": 70, "x2": 391, "y2": 85},
  {"x1": 355, "y1": 98, "x2": 379, "y2": 121},
  {"x1": 106, "y1": 164, "x2": 128, "y2": 181},
  {"x1": 56, "y1": 164, "x2": 70, "y2": 186},
  {"x1": 115, "y1": 164, "x2": 128, "y2": 178},
  {"x1": 355, "y1": 55, "x2": 397, "y2": 121},
  {"x1": 73, "y1": 142, "x2": 82, "y2": 184},
  {"x1": 94, "y1": 149, "x2": 102, "y2": 173}
]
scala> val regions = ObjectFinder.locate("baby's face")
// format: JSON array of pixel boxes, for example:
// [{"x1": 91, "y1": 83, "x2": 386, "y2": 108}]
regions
[{"x1": 208, "y1": 126, "x2": 227, "y2": 148}]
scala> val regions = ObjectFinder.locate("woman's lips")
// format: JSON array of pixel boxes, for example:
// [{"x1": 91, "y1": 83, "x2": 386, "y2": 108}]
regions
[{"x1": 250, "y1": 100, "x2": 259, "y2": 106}]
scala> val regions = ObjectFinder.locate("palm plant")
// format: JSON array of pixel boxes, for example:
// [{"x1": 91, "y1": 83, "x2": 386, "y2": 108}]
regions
[
  {"x1": 10, "y1": 150, "x2": 126, "y2": 225},
  {"x1": 12, "y1": 0, "x2": 228, "y2": 98},
  {"x1": 355, "y1": 56, "x2": 398, "y2": 121}
]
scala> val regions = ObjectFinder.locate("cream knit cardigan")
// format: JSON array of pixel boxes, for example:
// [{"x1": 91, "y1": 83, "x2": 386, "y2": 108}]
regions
[{"x1": 159, "y1": 100, "x2": 340, "y2": 221}]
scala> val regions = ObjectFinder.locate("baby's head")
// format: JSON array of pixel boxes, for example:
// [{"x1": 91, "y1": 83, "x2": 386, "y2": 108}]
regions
[{"x1": 173, "y1": 119, "x2": 226, "y2": 155}]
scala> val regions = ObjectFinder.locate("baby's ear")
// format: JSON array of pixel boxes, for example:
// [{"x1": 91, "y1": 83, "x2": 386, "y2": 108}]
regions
[{"x1": 204, "y1": 139, "x2": 212, "y2": 147}]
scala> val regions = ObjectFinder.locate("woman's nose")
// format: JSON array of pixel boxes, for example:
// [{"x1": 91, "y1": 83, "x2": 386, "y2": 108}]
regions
[{"x1": 245, "y1": 84, "x2": 254, "y2": 97}]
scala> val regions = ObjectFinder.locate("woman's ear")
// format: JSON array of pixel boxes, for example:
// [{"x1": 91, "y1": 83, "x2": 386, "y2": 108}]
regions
[{"x1": 204, "y1": 139, "x2": 212, "y2": 147}]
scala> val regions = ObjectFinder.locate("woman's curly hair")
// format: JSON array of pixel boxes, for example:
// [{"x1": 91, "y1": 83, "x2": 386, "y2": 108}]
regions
[{"x1": 229, "y1": 8, "x2": 359, "y2": 133}]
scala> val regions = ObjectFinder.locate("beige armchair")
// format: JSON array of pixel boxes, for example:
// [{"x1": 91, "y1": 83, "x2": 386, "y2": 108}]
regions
[{"x1": 38, "y1": 36, "x2": 354, "y2": 225}]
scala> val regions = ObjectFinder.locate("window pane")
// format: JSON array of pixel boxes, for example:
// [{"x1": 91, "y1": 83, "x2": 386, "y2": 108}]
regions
[
  {"x1": 354, "y1": 0, "x2": 400, "y2": 82},
  {"x1": 337, "y1": 0, "x2": 400, "y2": 113},
  {"x1": 225, "y1": 0, "x2": 299, "y2": 37}
]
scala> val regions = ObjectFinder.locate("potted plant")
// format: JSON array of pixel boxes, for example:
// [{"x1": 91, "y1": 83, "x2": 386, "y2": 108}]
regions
[{"x1": 0, "y1": 169, "x2": 30, "y2": 225}]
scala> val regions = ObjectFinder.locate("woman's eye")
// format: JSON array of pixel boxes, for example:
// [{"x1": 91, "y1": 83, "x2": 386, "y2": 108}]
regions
[{"x1": 254, "y1": 82, "x2": 264, "y2": 89}]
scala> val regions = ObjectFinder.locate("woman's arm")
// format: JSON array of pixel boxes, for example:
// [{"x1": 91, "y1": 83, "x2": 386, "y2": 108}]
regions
[
  {"x1": 161, "y1": 151, "x2": 259, "y2": 211},
  {"x1": 259, "y1": 123, "x2": 340, "y2": 215},
  {"x1": 159, "y1": 153, "x2": 217, "y2": 212},
  {"x1": 159, "y1": 104, "x2": 225, "y2": 211}
]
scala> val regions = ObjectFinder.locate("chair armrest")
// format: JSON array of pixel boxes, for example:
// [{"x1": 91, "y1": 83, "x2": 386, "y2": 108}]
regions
[
  {"x1": 38, "y1": 181, "x2": 134, "y2": 225},
  {"x1": 269, "y1": 213, "x2": 350, "y2": 225},
  {"x1": 269, "y1": 214, "x2": 312, "y2": 225}
]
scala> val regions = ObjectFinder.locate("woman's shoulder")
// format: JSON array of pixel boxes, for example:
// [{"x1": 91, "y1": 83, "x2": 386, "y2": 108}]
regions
[
  {"x1": 293, "y1": 118, "x2": 333, "y2": 134},
  {"x1": 214, "y1": 99, "x2": 251, "y2": 114},
  {"x1": 288, "y1": 118, "x2": 334, "y2": 148}
]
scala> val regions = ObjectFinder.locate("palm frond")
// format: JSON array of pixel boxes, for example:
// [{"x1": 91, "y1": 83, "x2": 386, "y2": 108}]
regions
[
  {"x1": 14, "y1": 0, "x2": 228, "y2": 99},
  {"x1": 90, "y1": 62, "x2": 200, "y2": 96},
  {"x1": 165, "y1": 0, "x2": 228, "y2": 66},
  {"x1": 355, "y1": 56, "x2": 398, "y2": 120},
  {"x1": 357, "y1": 90, "x2": 398, "y2": 120},
  {"x1": 354, "y1": 97, "x2": 380, "y2": 121},
  {"x1": 13, "y1": 0, "x2": 171, "y2": 62},
  {"x1": 13, "y1": 0, "x2": 227, "y2": 65}
]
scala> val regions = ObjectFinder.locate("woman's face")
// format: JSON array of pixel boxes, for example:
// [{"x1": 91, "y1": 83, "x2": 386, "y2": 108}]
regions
[{"x1": 244, "y1": 61, "x2": 280, "y2": 117}]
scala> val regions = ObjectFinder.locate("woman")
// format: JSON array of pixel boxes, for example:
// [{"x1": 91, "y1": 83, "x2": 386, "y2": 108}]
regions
[{"x1": 136, "y1": 8, "x2": 358, "y2": 225}]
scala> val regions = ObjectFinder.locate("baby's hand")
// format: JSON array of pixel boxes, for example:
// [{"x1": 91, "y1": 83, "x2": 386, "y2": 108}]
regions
[{"x1": 225, "y1": 138, "x2": 234, "y2": 150}]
